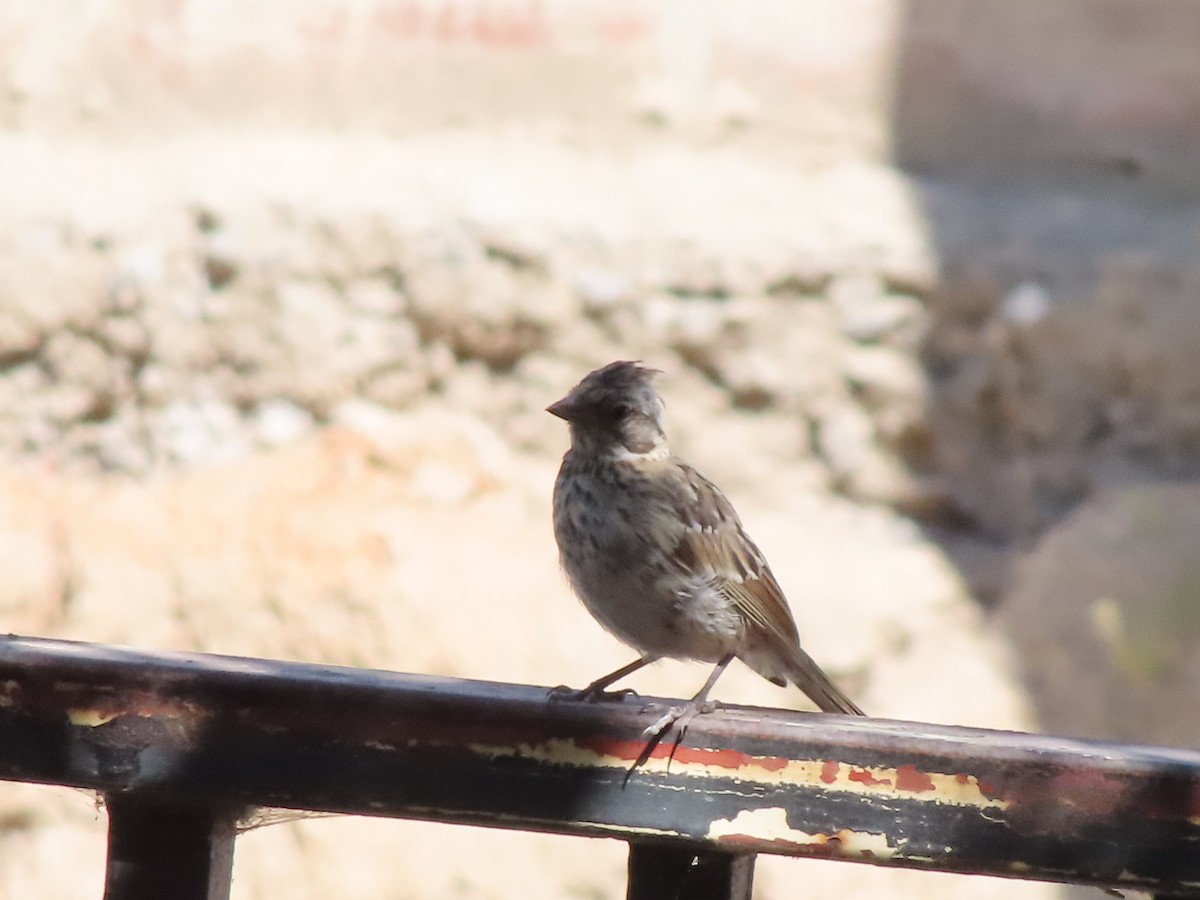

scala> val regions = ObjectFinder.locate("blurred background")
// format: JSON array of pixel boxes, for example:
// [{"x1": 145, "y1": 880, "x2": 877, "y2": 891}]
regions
[{"x1": 1, "y1": 1, "x2": 1198, "y2": 897}]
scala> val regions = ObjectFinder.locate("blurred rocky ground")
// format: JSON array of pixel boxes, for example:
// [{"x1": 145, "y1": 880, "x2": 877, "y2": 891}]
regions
[{"x1": 0, "y1": 1, "x2": 1197, "y2": 899}]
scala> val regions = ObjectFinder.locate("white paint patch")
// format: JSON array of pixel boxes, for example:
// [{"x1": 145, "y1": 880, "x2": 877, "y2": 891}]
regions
[
  {"x1": 67, "y1": 708, "x2": 120, "y2": 727},
  {"x1": 469, "y1": 738, "x2": 628, "y2": 770},
  {"x1": 708, "y1": 808, "x2": 896, "y2": 860},
  {"x1": 708, "y1": 806, "x2": 826, "y2": 845},
  {"x1": 835, "y1": 827, "x2": 896, "y2": 859}
]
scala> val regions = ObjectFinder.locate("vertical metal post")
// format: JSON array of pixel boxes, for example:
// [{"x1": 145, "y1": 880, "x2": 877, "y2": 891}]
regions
[
  {"x1": 626, "y1": 843, "x2": 755, "y2": 900},
  {"x1": 102, "y1": 794, "x2": 237, "y2": 900}
]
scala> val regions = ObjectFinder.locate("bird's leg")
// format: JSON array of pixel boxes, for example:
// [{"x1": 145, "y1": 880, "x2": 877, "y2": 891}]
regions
[
  {"x1": 629, "y1": 653, "x2": 734, "y2": 775},
  {"x1": 548, "y1": 655, "x2": 657, "y2": 702}
]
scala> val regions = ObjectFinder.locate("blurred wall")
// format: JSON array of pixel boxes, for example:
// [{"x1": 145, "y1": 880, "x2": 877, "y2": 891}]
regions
[
  {"x1": 890, "y1": 0, "x2": 1200, "y2": 751},
  {"x1": 892, "y1": 0, "x2": 1200, "y2": 192}
]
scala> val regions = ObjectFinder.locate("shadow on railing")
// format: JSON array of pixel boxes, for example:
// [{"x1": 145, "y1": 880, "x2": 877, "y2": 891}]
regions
[{"x1": 0, "y1": 634, "x2": 1198, "y2": 900}]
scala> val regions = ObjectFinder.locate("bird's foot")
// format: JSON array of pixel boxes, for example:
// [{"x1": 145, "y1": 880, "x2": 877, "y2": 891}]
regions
[
  {"x1": 640, "y1": 698, "x2": 719, "y2": 742},
  {"x1": 626, "y1": 699, "x2": 720, "y2": 779},
  {"x1": 547, "y1": 684, "x2": 639, "y2": 703}
]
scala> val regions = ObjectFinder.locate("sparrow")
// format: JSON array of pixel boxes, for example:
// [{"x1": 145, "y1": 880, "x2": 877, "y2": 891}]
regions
[{"x1": 548, "y1": 361, "x2": 865, "y2": 761}]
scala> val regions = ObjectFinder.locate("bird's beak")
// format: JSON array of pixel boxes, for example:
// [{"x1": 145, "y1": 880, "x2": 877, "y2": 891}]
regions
[{"x1": 546, "y1": 393, "x2": 577, "y2": 421}]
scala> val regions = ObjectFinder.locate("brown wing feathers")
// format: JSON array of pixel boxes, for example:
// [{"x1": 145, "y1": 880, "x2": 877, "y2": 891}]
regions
[
  {"x1": 667, "y1": 464, "x2": 802, "y2": 647},
  {"x1": 666, "y1": 462, "x2": 865, "y2": 716}
]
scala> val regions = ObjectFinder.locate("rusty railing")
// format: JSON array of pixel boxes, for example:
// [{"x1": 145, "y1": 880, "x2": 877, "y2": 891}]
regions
[{"x1": 0, "y1": 634, "x2": 1198, "y2": 899}]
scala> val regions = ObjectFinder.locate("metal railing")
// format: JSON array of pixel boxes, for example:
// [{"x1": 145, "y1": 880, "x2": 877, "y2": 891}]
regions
[{"x1": 0, "y1": 634, "x2": 1198, "y2": 900}]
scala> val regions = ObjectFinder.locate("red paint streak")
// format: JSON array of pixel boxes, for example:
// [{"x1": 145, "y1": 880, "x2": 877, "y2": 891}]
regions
[
  {"x1": 895, "y1": 765, "x2": 936, "y2": 793},
  {"x1": 666, "y1": 744, "x2": 757, "y2": 769},
  {"x1": 580, "y1": 737, "x2": 653, "y2": 761},
  {"x1": 578, "y1": 737, "x2": 793, "y2": 773},
  {"x1": 577, "y1": 737, "x2": 747, "y2": 770},
  {"x1": 1046, "y1": 770, "x2": 1131, "y2": 815},
  {"x1": 956, "y1": 773, "x2": 970, "y2": 785},
  {"x1": 977, "y1": 779, "x2": 1003, "y2": 801},
  {"x1": 820, "y1": 760, "x2": 840, "y2": 784},
  {"x1": 848, "y1": 768, "x2": 892, "y2": 787}
]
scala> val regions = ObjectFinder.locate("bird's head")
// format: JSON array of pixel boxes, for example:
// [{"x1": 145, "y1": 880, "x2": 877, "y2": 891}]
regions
[{"x1": 547, "y1": 361, "x2": 668, "y2": 458}]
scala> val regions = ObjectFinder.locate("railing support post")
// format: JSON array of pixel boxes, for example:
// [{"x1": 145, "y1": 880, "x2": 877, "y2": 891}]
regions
[
  {"x1": 102, "y1": 794, "x2": 237, "y2": 900},
  {"x1": 626, "y1": 843, "x2": 755, "y2": 900}
]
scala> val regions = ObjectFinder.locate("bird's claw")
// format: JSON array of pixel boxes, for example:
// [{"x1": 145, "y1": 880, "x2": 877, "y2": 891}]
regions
[
  {"x1": 547, "y1": 684, "x2": 639, "y2": 703},
  {"x1": 626, "y1": 699, "x2": 720, "y2": 781},
  {"x1": 640, "y1": 700, "x2": 718, "y2": 741}
]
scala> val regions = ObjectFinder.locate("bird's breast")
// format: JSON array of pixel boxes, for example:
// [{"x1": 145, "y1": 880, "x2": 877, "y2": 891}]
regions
[{"x1": 552, "y1": 460, "x2": 742, "y2": 660}]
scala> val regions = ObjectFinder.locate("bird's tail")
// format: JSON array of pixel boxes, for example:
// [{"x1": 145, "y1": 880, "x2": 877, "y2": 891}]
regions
[{"x1": 786, "y1": 645, "x2": 865, "y2": 716}]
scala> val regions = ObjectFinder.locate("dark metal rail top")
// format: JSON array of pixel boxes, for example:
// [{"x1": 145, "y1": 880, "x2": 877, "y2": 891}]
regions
[{"x1": 1, "y1": 634, "x2": 1198, "y2": 898}]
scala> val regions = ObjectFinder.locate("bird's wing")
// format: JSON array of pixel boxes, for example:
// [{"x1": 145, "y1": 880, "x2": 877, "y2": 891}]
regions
[
  {"x1": 653, "y1": 458, "x2": 865, "y2": 716},
  {"x1": 660, "y1": 460, "x2": 802, "y2": 653}
]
